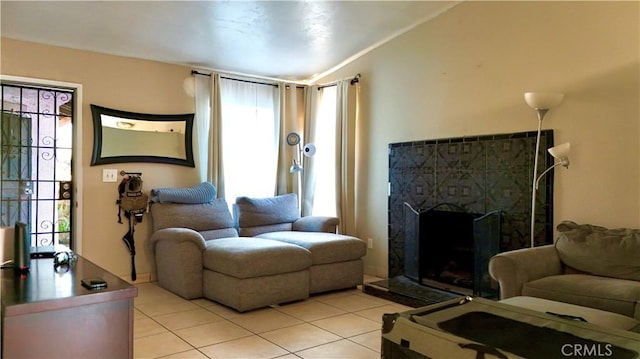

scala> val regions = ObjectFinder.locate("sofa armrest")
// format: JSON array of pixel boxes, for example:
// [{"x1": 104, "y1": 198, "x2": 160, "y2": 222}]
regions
[
  {"x1": 489, "y1": 244, "x2": 562, "y2": 300},
  {"x1": 151, "y1": 228, "x2": 207, "y2": 249},
  {"x1": 150, "y1": 228, "x2": 206, "y2": 299},
  {"x1": 292, "y1": 216, "x2": 339, "y2": 233}
]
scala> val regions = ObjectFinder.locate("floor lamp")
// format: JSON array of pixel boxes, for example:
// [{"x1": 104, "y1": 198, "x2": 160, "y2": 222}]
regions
[
  {"x1": 286, "y1": 132, "x2": 316, "y2": 173},
  {"x1": 286, "y1": 132, "x2": 316, "y2": 211},
  {"x1": 524, "y1": 92, "x2": 565, "y2": 247}
]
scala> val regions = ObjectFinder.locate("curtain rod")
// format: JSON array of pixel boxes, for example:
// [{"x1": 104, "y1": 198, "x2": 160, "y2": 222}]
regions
[
  {"x1": 317, "y1": 73, "x2": 361, "y2": 90},
  {"x1": 190, "y1": 70, "x2": 359, "y2": 89},
  {"x1": 191, "y1": 70, "x2": 305, "y2": 89},
  {"x1": 191, "y1": 70, "x2": 278, "y2": 87}
]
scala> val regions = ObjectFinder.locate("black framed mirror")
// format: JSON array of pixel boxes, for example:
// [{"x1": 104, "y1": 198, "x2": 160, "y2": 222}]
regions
[{"x1": 90, "y1": 104, "x2": 195, "y2": 167}]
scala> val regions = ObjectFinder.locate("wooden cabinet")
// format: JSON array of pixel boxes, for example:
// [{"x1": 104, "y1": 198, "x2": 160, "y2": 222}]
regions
[{"x1": 1, "y1": 256, "x2": 137, "y2": 358}]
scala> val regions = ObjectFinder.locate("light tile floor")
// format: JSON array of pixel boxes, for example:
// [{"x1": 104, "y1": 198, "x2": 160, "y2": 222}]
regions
[{"x1": 134, "y1": 275, "x2": 410, "y2": 359}]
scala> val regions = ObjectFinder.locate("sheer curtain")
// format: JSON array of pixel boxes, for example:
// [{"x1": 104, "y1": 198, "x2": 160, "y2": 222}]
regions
[
  {"x1": 302, "y1": 79, "x2": 359, "y2": 234},
  {"x1": 219, "y1": 78, "x2": 279, "y2": 205},
  {"x1": 301, "y1": 86, "x2": 320, "y2": 216},
  {"x1": 310, "y1": 86, "x2": 337, "y2": 218}
]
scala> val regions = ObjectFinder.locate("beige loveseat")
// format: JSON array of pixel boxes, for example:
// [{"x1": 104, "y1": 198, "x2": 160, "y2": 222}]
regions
[
  {"x1": 489, "y1": 221, "x2": 640, "y2": 319},
  {"x1": 150, "y1": 193, "x2": 366, "y2": 311}
]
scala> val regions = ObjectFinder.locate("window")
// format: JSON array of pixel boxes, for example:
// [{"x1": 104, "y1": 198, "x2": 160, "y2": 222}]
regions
[
  {"x1": 219, "y1": 78, "x2": 279, "y2": 205},
  {"x1": 310, "y1": 86, "x2": 337, "y2": 217}
]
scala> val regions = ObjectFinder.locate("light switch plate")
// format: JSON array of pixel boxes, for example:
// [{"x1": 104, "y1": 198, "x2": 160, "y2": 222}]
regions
[{"x1": 102, "y1": 169, "x2": 118, "y2": 182}]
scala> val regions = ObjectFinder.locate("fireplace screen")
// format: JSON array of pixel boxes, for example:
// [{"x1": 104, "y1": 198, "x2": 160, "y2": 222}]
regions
[
  {"x1": 404, "y1": 203, "x2": 480, "y2": 289},
  {"x1": 403, "y1": 202, "x2": 501, "y2": 296}
]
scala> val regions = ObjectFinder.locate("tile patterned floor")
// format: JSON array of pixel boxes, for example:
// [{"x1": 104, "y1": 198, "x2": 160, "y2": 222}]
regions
[{"x1": 134, "y1": 276, "x2": 410, "y2": 358}]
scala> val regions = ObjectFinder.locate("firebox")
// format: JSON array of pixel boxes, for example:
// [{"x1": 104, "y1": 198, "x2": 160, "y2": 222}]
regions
[{"x1": 404, "y1": 202, "x2": 501, "y2": 296}]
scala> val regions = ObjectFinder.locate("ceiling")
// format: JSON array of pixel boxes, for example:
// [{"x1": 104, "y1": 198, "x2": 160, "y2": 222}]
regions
[{"x1": 0, "y1": 1, "x2": 458, "y2": 83}]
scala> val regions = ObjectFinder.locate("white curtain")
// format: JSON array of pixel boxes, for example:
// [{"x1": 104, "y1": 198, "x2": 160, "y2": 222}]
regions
[
  {"x1": 301, "y1": 86, "x2": 320, "y2": 216},
  {"x1": 302, "y1": 79, "x2": 359, "y2": 234},
  {"x1": 218, "y1": 78, "x2": 279, "y2": 205}
]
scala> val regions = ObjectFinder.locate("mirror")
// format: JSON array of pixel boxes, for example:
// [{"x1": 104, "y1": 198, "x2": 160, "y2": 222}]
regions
[{"x1": 90, "y1": 104, "x2": 195, "y2": 167}]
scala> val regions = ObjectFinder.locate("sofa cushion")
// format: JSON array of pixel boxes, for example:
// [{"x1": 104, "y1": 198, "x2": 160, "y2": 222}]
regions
[
  {"x1": 203, "y1": 237, "x2": 311, "y2": 279},
  {"x1": 555, "y1": 221, "x2": 640, "y2": 281},
  {"x1": 522, "y1": 274, "x2": 640, "y2": 319},
  {"x1": 200, "y1": 228, "x2": 239, "y2": 241},
  {"x1": 150, "y1": 198, "x2": 236, "y2": 233},
  {"x1": 239, "y1": 223, "x2": 293, "y2": 237},
  {"x1": 235, "y1": 194, "x2": 300, "y2": 235},
  {"x1": 256, "y1": 231, "x2": 366, "y2": 265}
]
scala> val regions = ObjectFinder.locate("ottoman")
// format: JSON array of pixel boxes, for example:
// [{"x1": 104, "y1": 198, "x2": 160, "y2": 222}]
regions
[
  {"x1": 202, "y1": 237, "x2": 312, "y2": 312},
  {"x1": 500, "y1": 296, "x2": 640, "y2": 333},
  {"x1": 382, "y1": 297, "x2": 640, "y2": 358},
  {"x1": 256, "y1": 231, "x2": 367, "y2": 293}
]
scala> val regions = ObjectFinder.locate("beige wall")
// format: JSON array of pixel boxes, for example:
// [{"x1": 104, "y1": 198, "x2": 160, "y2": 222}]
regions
[
  {"x1": 317, "y1": 1, "x2": 640, "y2": 277},
  {"x1": 1, "y1": 1, "x2": 638, "y2": 281},
  {"x1": 1, "y1": 38, "x2": 199, "y2": 280}
]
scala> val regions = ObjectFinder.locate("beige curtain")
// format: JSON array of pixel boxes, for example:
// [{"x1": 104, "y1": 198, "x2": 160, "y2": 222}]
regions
[
  {"x1": 193, "y1": 74, "x2": 211, "y2": 183},
  {"x1": 193, "y1": 72, "x2": 224, "y2": 197},
  {"x1": 208, "y1": 73, "x2": 225, "y2": 198},
  {"x1": 276, "y1": 83, "x2": 302, "y2": 196},
  {"x1": 334, "y1": 80, "x2": 359, "y2": 234}
]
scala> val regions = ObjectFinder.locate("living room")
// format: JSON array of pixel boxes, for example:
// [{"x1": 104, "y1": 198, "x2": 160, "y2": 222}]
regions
[{"x1": 1, "y1": 1, "x2": 638, "y2": 358}]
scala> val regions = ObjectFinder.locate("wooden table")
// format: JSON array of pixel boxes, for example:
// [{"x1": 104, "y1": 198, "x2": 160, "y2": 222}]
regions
[{"x1": 1, "y1": 255, "x2": 138, "y2": 358}]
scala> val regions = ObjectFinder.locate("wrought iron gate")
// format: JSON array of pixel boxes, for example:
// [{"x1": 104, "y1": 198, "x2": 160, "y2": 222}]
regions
[{"x1": 1, "y1": 83, "x2": 74, "y2": 250}]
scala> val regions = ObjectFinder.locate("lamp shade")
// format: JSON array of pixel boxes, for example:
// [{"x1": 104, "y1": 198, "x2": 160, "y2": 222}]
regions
[
  {"x1": 548, "y1": 142, "x2": 570, "y2": 159},
  {"x1": 524, "y1": 92, "x2": 564, "y2": 110},
  {"x1": 302, "y1": 143, "x2": 316, "y2": 157},
  {"x1": 290, "y1": 160, "x2": 303, "y2": 173}
]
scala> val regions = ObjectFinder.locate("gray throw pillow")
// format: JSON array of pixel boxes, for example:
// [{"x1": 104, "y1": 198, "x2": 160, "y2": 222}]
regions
[
  {"x1": 150, "y1": 198, "x2": 234, "y2": 232},
  {"x1": 555, "y1": 221, "x2": 640, "y2": 281},
  {"x1": 235, "y1": 193, "x2": 300, "y2": 228}
]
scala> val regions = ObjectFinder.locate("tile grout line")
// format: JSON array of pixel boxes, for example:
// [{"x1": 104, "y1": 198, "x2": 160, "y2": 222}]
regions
[{"x1": 133, "y1": 282, "x2": 391, "y2": 358}]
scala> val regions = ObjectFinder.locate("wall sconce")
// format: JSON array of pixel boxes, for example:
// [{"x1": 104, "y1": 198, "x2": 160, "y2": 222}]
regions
[
  {"x1": 286, "y1": 132, "x2": 316, "y2": 173},
  {"x1": 525, "y1": 91, "x2": 565, "y2": 247}
]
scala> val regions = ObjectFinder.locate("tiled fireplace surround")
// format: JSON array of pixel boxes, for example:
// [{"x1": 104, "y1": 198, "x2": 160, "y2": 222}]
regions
[{"x1": 387, "y1": 130, "x2": 555, "y2": 279}]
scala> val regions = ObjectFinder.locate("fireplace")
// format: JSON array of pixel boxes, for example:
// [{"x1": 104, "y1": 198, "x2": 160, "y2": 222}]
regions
[
  {"x1": 387, "y1": 130, "x2": 556, "y2": 295},
  {"x1": 404, "y1": 202, "x2": 500, "y2": 296}
]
